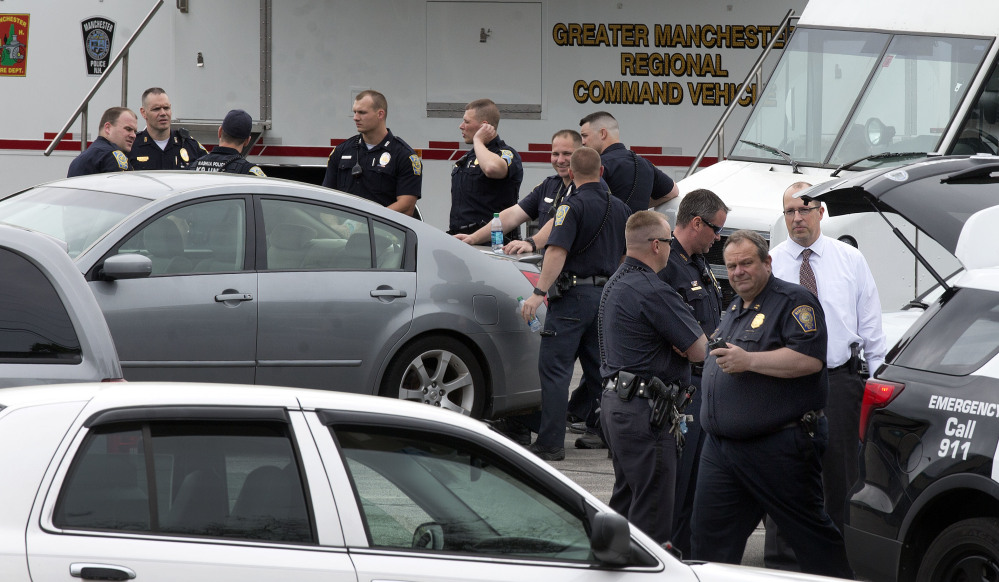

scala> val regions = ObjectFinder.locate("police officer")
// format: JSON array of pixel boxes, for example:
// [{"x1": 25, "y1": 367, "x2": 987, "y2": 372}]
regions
[
  {"x1": 659, "y1": 188, "x2": 729, "y2": 557},
  {"x1": 691, "y1": 230, "x2": 853, "y2": 579},
  {"x1": 598, "y1": 210, "x2": 707, "y2": 545},
  {"x1": 520, "y1": 147, "x2": 630, "y2": 461},
  {"x1": 128, "y1": 88, "x2": 207, "y2": 170},
  {"x1": 191, "y1": 109, "x2": 266, "y2": 176},
  {"x1": 579, "y1": 111, "x2": 678, "y2": 213},
  {"x1": 457, "y1": 129, "x2": 581, "y2": 252},
  {"x1": 322, "y1": 90, "x2": 422, "y2": 216},
  {"x1": 449, "y1": 98, "x2": 524, "y2": 241},
  {"x1": 67, "y1": 106, "x2": 136, "y2": 177}
]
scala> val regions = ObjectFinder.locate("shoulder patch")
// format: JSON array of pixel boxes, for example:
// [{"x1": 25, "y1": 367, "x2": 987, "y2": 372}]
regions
[
  {"x1": 112, "y1": 150, "x2": 129, "y2": 170},
  {"x1": 554, "y1": 204, "x2": 570, "y2": 226},
  {"x1": 410, "y1": 154, "x2": 422, "y2": 176},
  {"x1": 792, "y1": 305, "x2": 817, "y2": 332},
  {"x1": 249, "y1": 166, "x2": 266, "y2": 177},
  {"x1": 500, "y1": 149, "x2": 514, "y2": 165}
]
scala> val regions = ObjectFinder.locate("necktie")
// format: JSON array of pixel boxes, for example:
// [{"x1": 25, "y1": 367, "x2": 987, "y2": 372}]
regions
[{"x1": 799, "y1": 248, "x2": 817, "y2": 296}]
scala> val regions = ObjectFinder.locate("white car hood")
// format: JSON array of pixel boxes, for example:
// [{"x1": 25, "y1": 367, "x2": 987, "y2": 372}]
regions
[{"x1": 688, "y1": 561, "x2": 846, "y2": 581}]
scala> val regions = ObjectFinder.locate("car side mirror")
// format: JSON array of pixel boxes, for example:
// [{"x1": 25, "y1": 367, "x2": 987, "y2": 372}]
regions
[
  {"x1": 589, "y1": 511, "x2": 632, "y2": 566},
  {"x1": 101, "y1": 253, "x2": 152, "y2": 281}
]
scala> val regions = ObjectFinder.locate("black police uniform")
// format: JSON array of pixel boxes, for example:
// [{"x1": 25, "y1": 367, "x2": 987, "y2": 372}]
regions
[
  {"x1": 67, "y1": 136, "x2": 130, "y2": 177},
  {"x1": 518, "y1": 175, "x2": 570, "y2": 226},
  {"x1": 191, "y1": 146, "x2": 266, "y2": 176},
  {"x1": 691, "y1": 275, "x2": 853, "y2": 579},
  {"x1": 659, "y1": 239, "x2": 724, "y2": 556},
  {"x1": 529, "y1": 182, "x2": 630, "y2": 452},
  {"x1": 128, "y1": 128, "x2": 207, "y2": 170},
  {"x1": 600, "y1": 143, "x2": 675, "y2": 214},
  {"x1": 449, "y1": 136, "x2": 523, "y2": 241},
  {"x1": 598, "y1": 256, "x2": 703, "y2": 544},
  {"x1": 321, "y1": 130, "x2": 422, "y2": 207}
]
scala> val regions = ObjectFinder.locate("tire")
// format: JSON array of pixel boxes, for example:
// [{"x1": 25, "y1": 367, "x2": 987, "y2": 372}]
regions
[
  {"x1": 916, "y1": 517, "x2": 999, "y2": 582},
  {"x1": 381, "y1": 336, "x2": 485, "y2": 418}
]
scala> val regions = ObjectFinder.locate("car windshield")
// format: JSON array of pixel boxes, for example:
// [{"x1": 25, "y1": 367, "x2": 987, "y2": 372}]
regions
[
  {"x1": 731, "y1": 27, "x2": 990, "y2": 169},
  {"x1": 0, "y1": 187, "x2": 147, "y2": 258}
]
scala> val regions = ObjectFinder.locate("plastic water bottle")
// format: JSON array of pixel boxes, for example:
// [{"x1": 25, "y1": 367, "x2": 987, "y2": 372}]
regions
[
  {"x1": 490, "y1": 212, "x2": 504, "y2": 254},
  {"x1": 517, "y1": 296, "x2": 543, "y2": 333}
]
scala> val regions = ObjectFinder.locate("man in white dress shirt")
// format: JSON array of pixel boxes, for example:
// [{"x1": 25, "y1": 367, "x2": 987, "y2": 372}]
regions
[{"x1": 765, "y1": 181, "x2": 887, "y2": 570}]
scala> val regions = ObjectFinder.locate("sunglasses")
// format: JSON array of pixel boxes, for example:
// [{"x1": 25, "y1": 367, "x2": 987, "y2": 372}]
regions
[{"x1": 700, "y1": 216, "x2": 723, "y2": 234}]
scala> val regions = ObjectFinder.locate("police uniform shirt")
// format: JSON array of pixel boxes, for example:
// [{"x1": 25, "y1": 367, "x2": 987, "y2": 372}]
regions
[
  {"x1": 321, "y1": 130, "x2": 422, "y2": 207},
  {"x1": 771, "y1": 235, "x2": 887, "y2": 372},
  {"x1": 547, "y1": 182, "x2": 630, "y2": 278},
  {"x1": 449, "y1": 136, "x2": 524, "y2": 232},
  {"x1": 67, "y1": 136, "x2": 130, "y2": 177},
  {"x1": 599, "y1": 256, "x2": 703, "y2": 382},
  {"x1": 128, "y1": 129, "x2": 207, "y2": 170},
  {"x1": 518, "y1": 175, "x2": 570, "y2": 223},
  {"x1": 191, "y1": 146, "x2": 266, "y2": 176},
  {"x1": 701, "y1": 274, "x2": 828, "y2": 440},
  {"x1": 660, "y1": 239, "x2": 724, "y2": 335},
  {"x1": 600, "y1": 142, "x2": 675, "y2": 214}
]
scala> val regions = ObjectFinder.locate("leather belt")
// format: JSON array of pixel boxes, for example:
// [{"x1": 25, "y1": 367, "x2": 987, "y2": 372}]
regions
[
  {"x1": 780, "y1": 409, "x2": 825, "y2": 430},
  {"x1": 568, "y1": 275, "x2": 609, "y2": 287},
  {"x1": 602, "y1": 373, "x2": 652, "y2": 398}
]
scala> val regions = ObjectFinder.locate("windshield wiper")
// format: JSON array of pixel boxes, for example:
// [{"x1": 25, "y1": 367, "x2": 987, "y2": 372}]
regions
[
  {"x1": 831, "y1": 151, "x2": 928, "y2": 177},
  {"x1": 737, "y1": 140, "x2": 800, "y2": 174}
]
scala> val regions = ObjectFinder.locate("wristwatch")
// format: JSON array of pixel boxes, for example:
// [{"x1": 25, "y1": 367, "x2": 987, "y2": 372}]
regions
[
  {"x1": 526, "y1": 237, "x2": 537, "y2": 252},
  {"x1": 532, "y1": 287, "x2": 547, "y2": 297}
]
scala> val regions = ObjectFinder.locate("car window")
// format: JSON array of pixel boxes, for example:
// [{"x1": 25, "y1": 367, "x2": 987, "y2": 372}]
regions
[
  {"x1": 0, "y1": 187, "x2": 147, "y2": 258},
  {"x1": 333, "y1": 427, "x2": 592, "y2": 561},
  {"x1": 0, "y1": 247, "x2": 81, "y2": 364},
  {"x1": 895, "y1": 288, "x2": 999, "y2": 375},
  {"x1": 54, "y1": 419, "x2": 313, "y2": 544},
  {"x1": 117, "y1": 199, "x2": 246, "y2": 276},
  {"x1": 261, "y1": 198, "x2": 406, "y2": 270}
]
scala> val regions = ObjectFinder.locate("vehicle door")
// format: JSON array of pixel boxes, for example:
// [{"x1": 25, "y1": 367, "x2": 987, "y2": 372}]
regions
[
  {"x1": 254, "y1": 197, "x2": 416, "y2": 391},
  {"x1": 25, "y1": 405, "x2": 356, "y2": 581},
  {"x1": 89, "y1": 197, "x2": 258, "y2": 383},
  {"x1": 305, "y1": 410, "x2": 677, "y2": 582}
]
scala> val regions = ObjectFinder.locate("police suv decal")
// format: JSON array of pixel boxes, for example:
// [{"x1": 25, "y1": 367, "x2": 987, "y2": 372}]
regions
[{"x1": 925, "y1": 395, "x2": 996, "y2": 467}]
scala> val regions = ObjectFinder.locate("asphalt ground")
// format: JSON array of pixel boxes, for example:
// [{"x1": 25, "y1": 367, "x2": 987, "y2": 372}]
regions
[{"x1": 528, "y1": 364, "x2": 768, "y2": 568}]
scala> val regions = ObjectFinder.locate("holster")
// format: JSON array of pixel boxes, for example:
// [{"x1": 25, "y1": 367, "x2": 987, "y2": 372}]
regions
[
  {"x1": 615, "y1": 371, "x2": 638, "y2": 400},
  {"x1": 547, "y1": 271, "x2": 572, "y2": 301}
]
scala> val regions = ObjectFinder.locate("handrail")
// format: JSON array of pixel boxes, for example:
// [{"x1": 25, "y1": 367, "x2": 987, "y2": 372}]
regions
[
  {"x1": 44, "y1": 0, "x2": 164, "y2": 156},
  {"x1": 685, "y1": 9, "x2": 799, "y2": 178}
]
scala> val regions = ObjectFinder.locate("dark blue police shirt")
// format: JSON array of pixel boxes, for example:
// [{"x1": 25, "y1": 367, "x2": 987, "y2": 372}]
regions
[
  {"x1": 191, "y1": 146, "x2": 265, "y2": 176},
  {"x1": 547, "y1": 182, "x2": 629, "y2": 278},
  {"x1": 128, "y1": 129, "x2": 207, "y2": 170},
  {"x1": 700, "y1": 274, "x2": 828, "y2": 440},
  {"x1": 67, "y1": 136, "x2": 130, "y2": 177},
  {"x1": 518, "y1": 175, "x2": 569, "y2": 223},
  {"x1": 322, "y1": 130, "x2": 422, "y2": 207},
  {"x1": 600, "y1": 143, "x2": 675, "y2": 214},
  {"x1": 449, "y1": 136, "x2": 523, "y2": 232},
  {"x1": 599, "y1": 256, "x2": 703, "y2": 382},
  {"x1": 660, "y1": 239, "x2": 724, "y2": 335}
]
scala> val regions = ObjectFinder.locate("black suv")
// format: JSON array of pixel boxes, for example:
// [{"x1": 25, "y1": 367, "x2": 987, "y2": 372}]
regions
[{"x1": 809, "y1": 155, "x2": 999, "y2": 582}]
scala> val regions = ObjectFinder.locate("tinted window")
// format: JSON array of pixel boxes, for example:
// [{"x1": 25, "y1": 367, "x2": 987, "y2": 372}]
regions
[
  {"x1": 0, "y1": 248, "x2": 81, "y2": 364},
  {"x1": 334, "y1": 427, "x2": 591, "y2": 560},
  {"x1": 895, "y1": 288, "x2": 999, "y2": 375},
  {"x1": 118, "y1": 199, "x2": 246, "y2": 276},
  {"x1": 54, "y1": 419, "x2": 313, "y2": 543}
]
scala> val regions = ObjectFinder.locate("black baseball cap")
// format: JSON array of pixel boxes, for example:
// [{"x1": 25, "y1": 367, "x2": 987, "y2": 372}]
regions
[{"x1": 222, "y1": 109, "x2": 252, "y2": 140}]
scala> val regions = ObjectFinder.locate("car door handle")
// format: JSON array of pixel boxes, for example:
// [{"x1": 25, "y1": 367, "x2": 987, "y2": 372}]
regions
[
  {"x1": 370, "y1": 289, "x2": 407, "y2": 298},
  {"x1": 70, "y1": 563, "x2": 136, "y2": 580},
  {"x1": 215, "y1": 292, "x2": 253, "y2": 302}
]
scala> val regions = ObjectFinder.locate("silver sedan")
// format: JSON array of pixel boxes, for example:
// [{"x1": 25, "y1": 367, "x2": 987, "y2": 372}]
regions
[{"x1": 0, "y1": 171, "x2": 543, "y2": 418}]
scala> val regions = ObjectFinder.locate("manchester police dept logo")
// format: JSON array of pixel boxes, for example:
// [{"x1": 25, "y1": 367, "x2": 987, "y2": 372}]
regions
[
  {"x1": 112, "y1": 150, "x2": 128, "y2": 170},
  {"x1": 81, "y1": 17, "x2": 115, "y2": 76},
  {"x1": 555, "y1": 204, "x2": 570, "y2": 226},
  {"x1": 792, "y1": 305, "x2": 817, "y2": 332},
  {"x1": 500, "y1": 149, "x2": 514, "y2": 165},
  {"x1": 409, "y1": 154, "x2": 422, "y2": 176}
]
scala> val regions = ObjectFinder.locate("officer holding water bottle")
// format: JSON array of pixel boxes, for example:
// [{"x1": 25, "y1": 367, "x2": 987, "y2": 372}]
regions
[{"x1": 519, "y1": 146, "x2": 630, "y2": 461}]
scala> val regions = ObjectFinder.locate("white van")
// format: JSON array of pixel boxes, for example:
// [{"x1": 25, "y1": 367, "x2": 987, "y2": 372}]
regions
[{"x1": 673, "y1": 0, "x2": 999, "y2": 310}]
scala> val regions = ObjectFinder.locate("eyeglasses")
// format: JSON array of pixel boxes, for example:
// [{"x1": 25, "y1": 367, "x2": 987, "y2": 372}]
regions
[
  {"x1": 783, "y1": 205, "x2": 820, "y2": 217},
  {"x1": 699, "y1": 216, "x2": 723, "y2": 234},
  {"x1": 648, "y1": 237, "x2": 672, "y2": 244}
]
